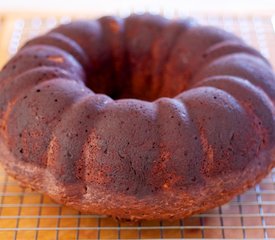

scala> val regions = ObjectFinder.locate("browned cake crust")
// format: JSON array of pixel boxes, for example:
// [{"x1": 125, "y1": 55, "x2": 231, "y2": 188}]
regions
[{"x1": 0, "y1": 14, "x2": 275, "y2": 221}]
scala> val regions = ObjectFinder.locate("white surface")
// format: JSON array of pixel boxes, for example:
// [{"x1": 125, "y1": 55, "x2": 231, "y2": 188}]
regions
[{"x1": 0, "y1": 0, "x2": 274, "y2": 14}]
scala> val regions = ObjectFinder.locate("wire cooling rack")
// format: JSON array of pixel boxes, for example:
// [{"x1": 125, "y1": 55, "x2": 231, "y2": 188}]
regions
[{"x1": 0, "y1": 12, "x2": 275, "y2": 240}]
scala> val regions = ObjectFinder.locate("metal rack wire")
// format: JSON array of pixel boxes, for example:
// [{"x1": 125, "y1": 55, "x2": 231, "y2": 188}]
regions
[{"x1": 0, "y1": 12, "x2": 275, "y2": 239}]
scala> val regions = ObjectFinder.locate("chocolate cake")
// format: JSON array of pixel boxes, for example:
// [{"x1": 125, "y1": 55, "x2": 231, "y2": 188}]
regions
[{"x1": 0, "y1": 14, "x2": 275, "y2": 220}]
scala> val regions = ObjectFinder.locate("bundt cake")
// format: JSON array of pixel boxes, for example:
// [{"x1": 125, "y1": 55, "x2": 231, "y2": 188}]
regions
[{"x1": 0, "y1": 14, "x2": 275, "y2": 221}]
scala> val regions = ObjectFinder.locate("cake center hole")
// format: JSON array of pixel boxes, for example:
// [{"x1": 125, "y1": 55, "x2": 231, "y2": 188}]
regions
[{"x1": 85, "y1": 67, "x2": 189, "y2": 101}]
